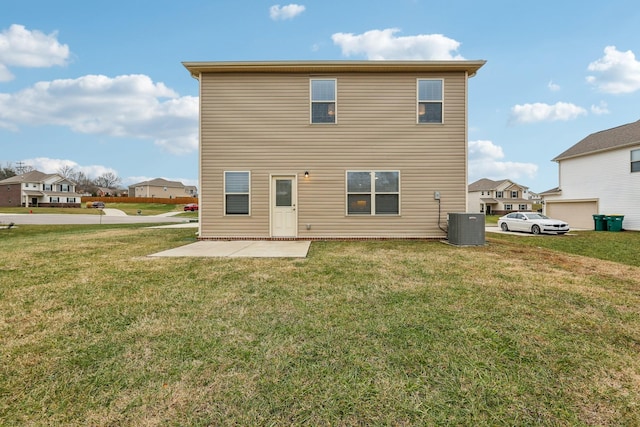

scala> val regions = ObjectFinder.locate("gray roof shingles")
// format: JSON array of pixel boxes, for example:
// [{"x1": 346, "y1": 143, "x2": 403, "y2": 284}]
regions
[{"x1": 553, "y1": 119, "x2": 640, "y2": 161}]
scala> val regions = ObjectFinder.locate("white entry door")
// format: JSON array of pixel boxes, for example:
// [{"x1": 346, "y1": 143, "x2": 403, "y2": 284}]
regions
[{"x1": 271, "y1": 175, "x2": 297, "y2": 237}]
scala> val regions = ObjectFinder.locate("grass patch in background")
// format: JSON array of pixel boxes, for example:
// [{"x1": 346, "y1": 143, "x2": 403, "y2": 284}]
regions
[
  {"x1": 488, "y1": 230, "x2": 640, "y2": 267},
  {"x1": 1, "y1": 226, "x2": 639, "y2": 425}
]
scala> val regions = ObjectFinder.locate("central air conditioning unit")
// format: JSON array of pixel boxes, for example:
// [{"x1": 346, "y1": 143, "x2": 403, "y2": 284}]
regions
[{"x1": 447, "y1": 213, "x2": 485, "y2": 246}]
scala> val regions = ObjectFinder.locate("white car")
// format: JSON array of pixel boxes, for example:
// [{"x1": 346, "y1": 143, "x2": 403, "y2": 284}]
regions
[{"x1": 497, "y1": 212, "x2": 569, "y2": 235}]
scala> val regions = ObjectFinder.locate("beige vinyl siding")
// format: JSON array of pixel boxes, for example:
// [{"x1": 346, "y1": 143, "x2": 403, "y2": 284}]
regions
[{"x1": 199, "y1": 71, "x2": 468, "y2": 238}]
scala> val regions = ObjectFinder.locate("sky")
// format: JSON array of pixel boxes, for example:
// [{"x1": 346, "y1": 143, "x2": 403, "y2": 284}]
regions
[{"x1": 1, "y1": 0, "x2": 639, "y2": 193}]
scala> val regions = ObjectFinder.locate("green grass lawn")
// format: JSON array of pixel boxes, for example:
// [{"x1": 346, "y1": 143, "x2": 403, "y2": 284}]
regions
[{"x1": 1, "y1": 226, "x2": 639, "y2": 425}]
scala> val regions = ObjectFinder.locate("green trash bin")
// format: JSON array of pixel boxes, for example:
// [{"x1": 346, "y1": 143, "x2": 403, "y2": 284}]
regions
[
  {"x1": 593, "y1": 214, "x2": 607, "y2": 231},
  {"x1": 606, "y1": 215, "x2": 624, "y2": 232}
]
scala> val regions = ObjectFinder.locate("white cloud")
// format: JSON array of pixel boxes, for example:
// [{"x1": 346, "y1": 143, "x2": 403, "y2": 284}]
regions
[
  {"x1": 22, "y1": 157, "x2": 118, "y2": 180},
  {"x1": 332, "y1": 28, "x2": 464, "y2": 60},
  {"x1": 586, "y1": 46, "x2": 640, "y2": 94},
  {"x1": 590, "y1": 101, "x2": 610, "y2": 115},
  {"x1": 509, "y1": 102, "x2": 587, "y2": 124},
  {"x1": 468, "y1": 140, "x2": 538, "y2": 183},
  {"x1": 0, "y1": 74, "x2": 199, "y2": 154},
  {"x1": 548, "y1": 80, "x2": 560, "y2": 91},
  {"x1": 269, "y1": 4, "x2": 305, "y2": 20},
  {"x1": 0, "y1": 24, "x2": 70, "y2": 82}
]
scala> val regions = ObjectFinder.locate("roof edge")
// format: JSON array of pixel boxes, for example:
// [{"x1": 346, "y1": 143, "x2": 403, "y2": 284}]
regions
[
  {"x1": 182, "y1": 60, "x2": 487, "y2": 79},
  {"x1": 553, "y1": 140, "x2": 640, "y2": 162}
]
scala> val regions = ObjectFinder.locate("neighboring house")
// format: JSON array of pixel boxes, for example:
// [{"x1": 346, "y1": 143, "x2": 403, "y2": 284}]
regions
[
  {"x1": 183, "y1": 60, "x2": 485, "y2": 239},
  {"x1": 96, "y1": 187, "x2": 114, "y2": 197},
  {"x1": 543, "y1": 119, "x2": 640, "y2": 230},
  {"x1": 128, "y1": 178, "x2": 197, "y2": 199},
  {"x1": 96, "y1": 187, "x2": 128, "y2": 197},
  {"x1": 0, "y1": 170, "x2": 80, "y2": 207},
  {"x1": 467, "y1": 178, "x2": 532, "y2": 215}
]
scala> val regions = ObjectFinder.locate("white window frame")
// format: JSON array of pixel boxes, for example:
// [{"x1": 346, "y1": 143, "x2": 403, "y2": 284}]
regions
[
  {"x1": 511, "y1": 191, "x2": 518, "y2": 198},
  {"x1": 631, "y1": 149, "x2": 640, "y2": 173},
  {"x1": 345, "y1": 170, "x2": 400, "y2": 216},
  {"x1": 519, "y1": 204, "x2": 527, "y2": 210},
  {"x1": 505, "y1": 204, "x2": 512, "y2": 211},
  {"x1": 310, "y1": 78, "x2": 337, "y2": 124},
  {"x1": 224, "y1": 171, "x2": 251, "y2": 216},
  {"x1": 417, "y1": 79, "x2": 444, "y2": 124},
  {"x1": 496, "y1": 191, "x2": 504, "y2": 198}
]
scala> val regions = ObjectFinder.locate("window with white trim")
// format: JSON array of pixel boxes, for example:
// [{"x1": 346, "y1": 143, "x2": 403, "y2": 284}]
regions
[
  {"x1": 632, "y1": 149, "x2": 640, "y2": 172},
  {"x1": 496, "y1": 191, "x2": 503, "y2": 198},
  {"x1": 511, "y1": 191, "x2": 518, "y2": 198},
  {"x1": 50, "y1": 197, "x2": 59, "y2": 203},
  {"x1": 346, "y1": 171, "x2": 399, "y2": 215},
  {"x1": 505, "y1": 204, "x2": 512, "y2": 210},
  {"x1": 311, "y1": 79, "x2": 336, "y2": 124},
  {"x1": 224, "y1": 171, "x2": 250, "y2": 215},
  {"x1": 417, "y1": 79, "x2": 443, "y2": 123},
  {"x1": 519, "y1": 204, "x2": 527, "y2": 210}
]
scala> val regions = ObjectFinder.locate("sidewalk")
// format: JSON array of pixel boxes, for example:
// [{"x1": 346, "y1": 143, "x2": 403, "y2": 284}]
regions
[{"x1": 149, "y1": 240, "x2": 311, "y2": 258}]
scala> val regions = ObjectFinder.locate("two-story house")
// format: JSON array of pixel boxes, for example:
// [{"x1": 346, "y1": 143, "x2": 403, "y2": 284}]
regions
[
  {"x1": 542, "y1": 119, "x2": 640, "y2": 230},
  {"x1": 128, "y1": 178, "x2": 198, "y2": 199},
  {"x1": 183, "y1": 60, "x2": 485, "y2": 239},
  {"x1": 467, "y1": 178, "x2": 532, "y2": 215},
  {"x1": 0, "y1": 170, "x2": 80, "y2": 207}
]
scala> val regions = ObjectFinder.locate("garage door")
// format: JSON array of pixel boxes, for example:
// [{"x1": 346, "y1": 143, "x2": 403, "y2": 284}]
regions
[{"x1": 546, "y1": 200, "x2": 597, "y2": 229}]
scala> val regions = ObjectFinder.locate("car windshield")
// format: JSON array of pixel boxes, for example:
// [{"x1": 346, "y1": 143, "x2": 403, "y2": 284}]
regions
[{"x1": 526, "y1": 213, "x2": 548, "y2": 219}]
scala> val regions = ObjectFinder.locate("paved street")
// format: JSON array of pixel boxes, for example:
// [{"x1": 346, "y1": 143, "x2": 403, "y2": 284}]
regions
[{"x1": 0, "y1": 210, "x2": 191, "y2": 226}]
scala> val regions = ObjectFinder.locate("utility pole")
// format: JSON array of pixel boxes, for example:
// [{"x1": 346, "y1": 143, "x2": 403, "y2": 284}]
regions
[{"x1": 15, "y1": 161, "x2": 26, "y2": 174}]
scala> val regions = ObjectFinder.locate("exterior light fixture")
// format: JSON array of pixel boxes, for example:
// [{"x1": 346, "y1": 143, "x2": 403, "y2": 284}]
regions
[{"x1": 304, "y1": 171, "x2": 309, "y2": 178}]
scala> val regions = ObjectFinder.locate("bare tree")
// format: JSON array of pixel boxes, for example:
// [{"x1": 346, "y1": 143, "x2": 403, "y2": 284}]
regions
[
  {"x1": 94, "y1": 172, "x2": 121, "y2": 188},
  {"x1": 0, "y1": 163, "x2": 17, "y2": 180},
  {"x1": 72, "y1": 171, "x2": 97, "y2": 194},
  {"x1": 57, "y1": 165, "x2": 77, "y2": 181}
]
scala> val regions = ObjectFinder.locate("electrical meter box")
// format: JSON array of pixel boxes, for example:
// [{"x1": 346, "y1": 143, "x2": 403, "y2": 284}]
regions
[{"x1": 447, "y1": 213, "x2": 485, "y2": 246}]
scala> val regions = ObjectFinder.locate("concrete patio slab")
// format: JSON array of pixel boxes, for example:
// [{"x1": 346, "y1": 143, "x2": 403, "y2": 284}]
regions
[{"x1": 149, "y1": 240, "x2": 311, "y2": 258}]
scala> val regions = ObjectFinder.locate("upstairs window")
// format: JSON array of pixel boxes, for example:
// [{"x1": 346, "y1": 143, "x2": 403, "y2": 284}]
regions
[
  {"x1": 347, "y1": 171, "x2": 400, "y2": 215},
  {"x1": 311, "y1": 79, "x2": 336, "y2": 124},
  {"x1": 511, "y1": 191, "x2": 518, "y2": 198},
  {"x1": 224, "y1": 171, "x2": 250, "y2": 215},
  {"x1": 632, "y1": 149, "x2": 640, "y2": 172},
  {"x1": 417, "y1": 79, "x2": 443, "y2": 123},
  {"x1": 496, "y1": 191, "x2": 503, "y2": 198}
]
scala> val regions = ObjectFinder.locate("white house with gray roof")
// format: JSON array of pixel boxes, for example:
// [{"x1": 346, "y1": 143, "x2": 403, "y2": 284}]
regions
[
  {"x1": 542, "y1": 119, "x2": 640, "y2": 230},
  {"x1": 0, "y1": 170, "x2": 79, "y2": 207}
]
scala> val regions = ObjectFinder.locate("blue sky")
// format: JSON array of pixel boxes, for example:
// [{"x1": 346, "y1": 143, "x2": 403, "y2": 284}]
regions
[{"x1": 1, "y1": 0, "x2": 639, "y2": 192}]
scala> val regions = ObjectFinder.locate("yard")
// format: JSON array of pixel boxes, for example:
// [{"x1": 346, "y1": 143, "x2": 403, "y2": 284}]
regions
[{"x1": 1, "y1": 225, "x2": 639, "y2": 425}]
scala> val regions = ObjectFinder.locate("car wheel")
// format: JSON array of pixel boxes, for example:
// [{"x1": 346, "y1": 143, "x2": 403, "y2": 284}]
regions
[
  {"x1": 500, "y1": 222, "x2": 509, "y2": 232},
  {"x1": 531, "y1": 224, "x2": 541, "y2": 235}
]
